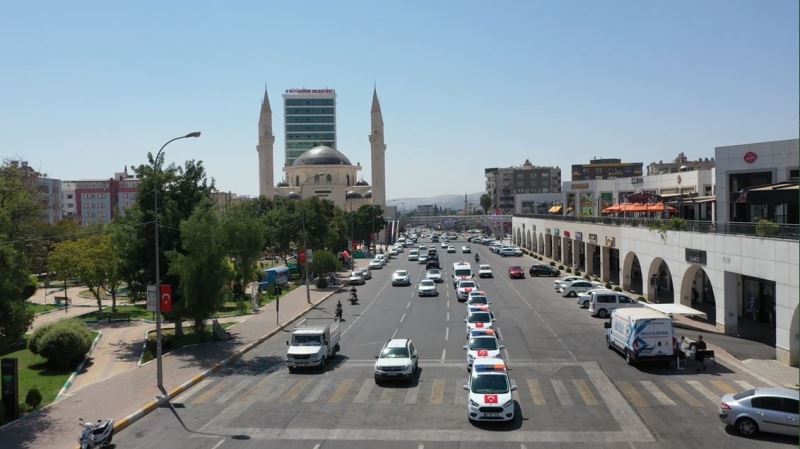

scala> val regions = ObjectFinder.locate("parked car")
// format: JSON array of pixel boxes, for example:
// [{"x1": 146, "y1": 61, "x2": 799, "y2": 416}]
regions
[
  {"x1": 359, "y1": 267, "x2": 372, "y2": 280},
  {"x1": 577, "y1": 288, "x2": 613, "y2": 308},
  {"x1": 348, "y1": 271, "x2": 365, "y2": 285},
  {"x1": 719, "y1": 387, "x2": 800, "y2": 437},
  {"x1": 554, "y1": 276, "x2": 584, "y2": 291},
  {"x1": 478, "y1": 264, "x2": 493, "y2": 278},
  {"x1": 508, "y1": 266, "x2": 525, "y2": 279},
  {"x1": 512, "y1": 247, "x2": 523, "y2": 256},
  {"x1": 588, "y1": 292, "x2": 640, "y2": 317},
  {"x1": 417, "y1": 279, "x2": 439, "y2": 297},
  {"x1": 530, "y1": 264, "x2": 560, "y2": 277},
  {"x1": 368, "y1": 258, "x2": 383, "y2": 270},
  {"x1": 499, "y1": 247, "x2": 516, "y2": 257},
  {"x1": 392, "y1": 270, "x2": 411, "y2": 286},
  {"x1": 559, "y1": 279, "x2": 602, "y2": 297},
  {"x1": 447, "y1": 246, "x2": 456, "y2": 253}
]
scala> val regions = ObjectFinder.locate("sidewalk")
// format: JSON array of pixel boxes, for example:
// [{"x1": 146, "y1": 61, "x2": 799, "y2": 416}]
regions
[{"x1": 0, "y1": 273, "x2": 347, "y2": 449}]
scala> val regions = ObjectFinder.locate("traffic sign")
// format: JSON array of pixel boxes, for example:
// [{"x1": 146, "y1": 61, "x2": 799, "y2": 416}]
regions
[{"x1": 147, "y1": 285, "x2": 157, "y2": 311}]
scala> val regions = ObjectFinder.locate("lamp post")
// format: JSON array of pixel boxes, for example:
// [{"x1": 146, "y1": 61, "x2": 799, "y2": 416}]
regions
[
  {"x1": 297, "y1": 172, "x2": 325, "y2": 304},
  {"x1": 153, "y1": 131, "x2": 201, "y2": 392}
]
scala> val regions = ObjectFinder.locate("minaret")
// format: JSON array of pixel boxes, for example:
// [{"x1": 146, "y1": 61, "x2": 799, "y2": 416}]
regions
[
  {"x1": 369, "y1": 87, "x2": 387, "y2": 207},
  {"x1": 257, "y1": 87, "x2": 275, "y2": 198}
]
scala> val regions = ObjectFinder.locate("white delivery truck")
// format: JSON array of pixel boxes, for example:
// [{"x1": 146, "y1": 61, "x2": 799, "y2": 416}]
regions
[
  {"x1": 286, "y1": 318, "x2": 340, "y2": 372},
  {"x1": 604, "y1": 308, "x2": 674, "y2": 367}
]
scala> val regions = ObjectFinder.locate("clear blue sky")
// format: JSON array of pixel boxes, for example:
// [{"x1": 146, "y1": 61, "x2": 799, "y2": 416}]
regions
[{"x1": 1, "y1": 1, "x2": 797, "y2": 199}]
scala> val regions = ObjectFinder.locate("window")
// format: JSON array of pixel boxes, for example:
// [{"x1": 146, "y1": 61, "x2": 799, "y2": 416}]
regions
[
  {"x1": 598, "y1": 295, "x2": 615, "y2": 304},
  {"x1": 782, "y1": 398, "x2": 799, "y2": 414},
  {"x1": 67, "y1": 194, "x2": 73, "y2": 199},
  {"x1": 619, "y1": 296, "x2": 633, "y2": 303},
  {"x1": 295, "y1": 176, "x2": 300, "y2": 186},
  {"x1": 326, "y1": 174, "x2": 332, "y2": 183},
  {"x1": 751, "y1": 396, "x2": 784, "y2": 412},
  {"x1": 789, "y1": 168, "x2": 799, "y2": 181}
]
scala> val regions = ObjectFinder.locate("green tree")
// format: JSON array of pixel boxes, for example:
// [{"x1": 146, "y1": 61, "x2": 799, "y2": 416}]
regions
[
  {"x1": 311, "y1": 250, "x2": 340, "y2": 288},
  {"x1": 49, "y1": 235, "x2": 117, "y2": 317},
  {"x1": 480, "y1": 194, "x2": 492, "y2": 214},
  {"x1": 263, "y1": 197, "x2": 301, "y2": 265},
  {"x1": 167, "y1": 200, "x2": 229, "y2": 337},
  {"x1": 220, "y1": 201, "x2": 266, "y2": 286}
]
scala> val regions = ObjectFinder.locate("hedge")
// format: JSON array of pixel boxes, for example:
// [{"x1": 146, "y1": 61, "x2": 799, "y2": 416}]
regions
[{"x1": 37, "y1": 321, "x2": 92, "y2": 370}]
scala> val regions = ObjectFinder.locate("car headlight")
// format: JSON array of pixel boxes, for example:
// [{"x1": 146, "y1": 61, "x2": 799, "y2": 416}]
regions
[
  {"x1": 469, "y1": 399, "x2": 479, "y2": 407},
  {"x1": 468, "y1": 354, "x2": 474, "y2": 360},
  {"x1": 503, "y1": 400, "x2": 513, "y2": 408}
]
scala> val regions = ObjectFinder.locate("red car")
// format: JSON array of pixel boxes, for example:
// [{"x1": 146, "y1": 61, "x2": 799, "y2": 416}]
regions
[{"x1": 508, "y1": 266, "x2": 525, "y2": 279}]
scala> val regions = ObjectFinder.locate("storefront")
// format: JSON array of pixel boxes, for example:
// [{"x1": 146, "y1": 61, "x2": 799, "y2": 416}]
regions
[{"x1": 739, "y1": 275, "x2": 776, "y2": 346}]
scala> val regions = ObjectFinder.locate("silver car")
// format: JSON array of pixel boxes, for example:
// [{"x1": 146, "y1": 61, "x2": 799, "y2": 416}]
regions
[
  {"x1": 359, "y1": 267, "x2": 372, "y2": 280},
  {"x1": 347, "y1": 271, "x2": 365, "y2": 285},
  {"x1": 719, "y1": 387, "x2": 799, "y2": 436},
  {"x1": 417, "y1": 279, "x2": 438, "y2": 297}
]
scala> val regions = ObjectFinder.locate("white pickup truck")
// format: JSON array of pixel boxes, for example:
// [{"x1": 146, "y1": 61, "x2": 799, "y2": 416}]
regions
[{"x1": 286, "y1": 318, "x2": 341, "y2": 372}]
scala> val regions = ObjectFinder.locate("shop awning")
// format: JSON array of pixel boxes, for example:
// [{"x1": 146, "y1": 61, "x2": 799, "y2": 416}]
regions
[
  {"x1": 642, "y1": 303, "x2": 707, "y2": 320},
  {"x1": 548, "y1": 205, "x2": 562, "y2": 214}
]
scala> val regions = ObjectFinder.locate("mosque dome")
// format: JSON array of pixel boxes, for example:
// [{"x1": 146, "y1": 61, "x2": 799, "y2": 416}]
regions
[
  {"x1": 346, "y1": 191, "x2": 363, "y2": 200},
  {"x1": 276, "y1": 179, "x2": 289, "y2": 187},
  {"x1": 286, "y1": 191, "x2": 301, "y2": 200},
  {"x1": 364, "y1": 190, "x2": 372, "y2": 199},
  {"x1": 355, "y1": 179, "x2": 370, "y2": 186},
  {"x1": 293, "y1": 145, "x2": 352, "y2": 166}
]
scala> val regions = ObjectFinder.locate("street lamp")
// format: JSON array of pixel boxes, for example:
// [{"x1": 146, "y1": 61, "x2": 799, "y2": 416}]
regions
[
  {"x1": 153, "y1": 131, "x2": 201, "y2": 392},
  {"x1": 297, "y1": 172, "x2": 325, "y2": 304}
]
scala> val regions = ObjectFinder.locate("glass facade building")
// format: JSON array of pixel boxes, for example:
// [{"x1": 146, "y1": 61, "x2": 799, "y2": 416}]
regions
[{"x1": 282, "y1": 89, "x2": 337, "y2": 166}]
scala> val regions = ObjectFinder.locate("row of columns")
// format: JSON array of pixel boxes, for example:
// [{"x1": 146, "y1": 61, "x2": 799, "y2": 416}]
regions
[{"x1": 517, "y1": 231, "x2": 619, "y2": 285}]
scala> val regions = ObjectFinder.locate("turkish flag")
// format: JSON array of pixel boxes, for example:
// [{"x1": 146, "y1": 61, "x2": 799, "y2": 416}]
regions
[
  {"x1": 475, "y1": 323, "x2": 484, "y2": 328},
  {"x1": 484, "y1": 394, "x2": 498, "y2": 404},
  {"x1": 159, "y1": 284, "x2": 172, "y2": 313},
  {"x1": 477, "y1": 349, "x2": 489, "y2": 357},
  {"x1": 298, "y1": 249, "x2": 306, "y2": 265}
]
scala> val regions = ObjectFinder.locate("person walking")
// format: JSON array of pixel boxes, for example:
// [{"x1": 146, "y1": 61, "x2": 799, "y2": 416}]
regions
[
  {"x1": 675, "y1": 336, "x2": 687, "y2": 370},
  {"x1": 691, "y1": 335, "x2": 707, "y2": 372}
]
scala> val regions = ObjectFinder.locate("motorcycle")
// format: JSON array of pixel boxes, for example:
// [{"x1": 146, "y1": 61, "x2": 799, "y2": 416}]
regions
[
  {"x1": 78, "y1": 418, "x2": 114, "y2": 449},
  {"x1": 335, "y1": 301, "x2": 344, "y2": 321},
  {"x1": 349, "y1": 288, "x2": 359, "y2": 305},
  {"x1": 475, "y1": 254, "x2": 480, "y2": 263}
]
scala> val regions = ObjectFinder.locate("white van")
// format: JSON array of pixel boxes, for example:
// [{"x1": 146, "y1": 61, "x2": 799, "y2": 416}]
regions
[
  {"x1": 588, "y1": 292, "x2": 641, "y2": 318},
  {"x1": 605, "y1": 308, "x2": 674, "y2": 366},
  {"x1": 452, "y1": 261, "x2": 473, "y2": 287},
  {"x1": 408, "y1": 249, "x2": 419, "y2": 261}
]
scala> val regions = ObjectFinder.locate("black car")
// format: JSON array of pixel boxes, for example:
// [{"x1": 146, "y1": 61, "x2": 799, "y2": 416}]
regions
[
  {"x1": 426, "y1": 259, "x2": 440, "y2": 270},
  {"x1": 529, "y1": 264, "x2": 560, "y2": 277}
]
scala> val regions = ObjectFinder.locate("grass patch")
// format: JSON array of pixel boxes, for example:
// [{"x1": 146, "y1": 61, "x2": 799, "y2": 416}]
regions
[
  {"x1": 26, "y1": 302, "x2": 60, "y2": 314},
  {"x1": 141, "y1": 323, "x2": 237, "y2": 363},
  {"x1": 0, "y1": 332, "x2": 99, "y2": 421},
  {"x1": 81, "y1": 304, "x2": 154, "y2": 322}
]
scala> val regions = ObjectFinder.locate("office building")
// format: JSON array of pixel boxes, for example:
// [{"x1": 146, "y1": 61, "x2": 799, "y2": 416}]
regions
[
  {"x1": 282, "y1": 88, "x2": 337, "y2": 167},
  {"x1": 485, "y1": 160, "x2": 561, "y2": 214},
  {"x1": 72, "y1": 169, "x2": 141, "y2": 226},
  {"x1": 647, "y1": 152, "x2": 715, "y2": 175},
  {"x1": 571, "y1": 158, "x2": 642, "y2": 181}
]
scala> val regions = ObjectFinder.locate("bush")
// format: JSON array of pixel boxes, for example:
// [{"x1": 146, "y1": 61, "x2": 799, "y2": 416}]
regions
[
  {"x1": 558, "y1": 265, "x2": 564, "y2": 270},
  {"x1": 605, "y1": 282, "x2": 612, "y2": 289},
  {"x1": 549, "y1": 261, "x2": 555, "y2": 266},
  {"x1": 565, "y1": 267, "x2": 572, "y2": 273},
  {"x1": 29, "y1": 323, "x2": 54, "y2": 355},
  {"x1": 756, "y1": 219, "x2": 779, "y2": 237},
  {"x1": 38, "y1": 321, "x2": 92, "y2": 370},
  {"x1": 613, "y1": 287, "x2": 622, "y2": 292},
  {"x1": 575, "y1": 270, "x2": 582, "y2": 276},
  {"x1": 315, "y1": 276, "x2": 328, "y2": 288},
  {"x1": 584, "y1": 275, "x2": 591, "y2": 280},
  {"x1": 637, "y1": 296, "x2": 646, "y2": 302},
  {"x1": 25, "y1": 388, "x2": 42, "y2": 409}
]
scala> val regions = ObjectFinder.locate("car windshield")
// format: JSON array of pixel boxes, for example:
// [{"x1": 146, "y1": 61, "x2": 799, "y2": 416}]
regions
[
  {"x1": 380, "y1": 347, "x2": 409, "y2": 358},
  {"x1": 427, "y1": 269, "x2": 440, "y2": 275},
  {"x1": 471, "y1": 374, "x2": 509, "y2": 394},
  {"x1": 292, "y1": 335, "x2": 321, "y2": 346},
  {"x1": 420, "y1": 280, "x2": 434, "y2": 287},
  {"x1": 469, "y1": 338, "x2": 498, "y2": 350},
  {"x1": 733, "y1": 389, "x2": 755, "y2": 400},
  {"x1": 510, "y1": 266, "x2": 521, "y2": 271},
  {"x1": 350, "y1": 272, "x2": 361, "y2": 277},
  {"x1": 480, "y1": 265, "x2": 490, "y2": 270},
  {"x1": 395, "y1": 271, "x2": 407, "y2": 276},
  {"x1": 455, "y1": 268, "x2": 471, "y2": 277},
  {"x1": 459, "y1": 282, "x2": 476, "y2": 289},
  {"x1": 468, "y1": 297, "x2": 488, "y2": 305},
  {"x1": 468, "y1": 312, "x2": 491, "y2": 322}
]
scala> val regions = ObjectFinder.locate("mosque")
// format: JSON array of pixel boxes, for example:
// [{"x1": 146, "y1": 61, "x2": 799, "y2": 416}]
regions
[{"x1": 256, "y1": 88, "x2": 387, "y2": 212}]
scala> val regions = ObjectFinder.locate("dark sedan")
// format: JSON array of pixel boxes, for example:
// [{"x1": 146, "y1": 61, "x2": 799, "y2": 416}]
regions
[
  {"x1": 529, "y1": 264, "x2": 560, "y2": 277},
  {"x1": 508, "y1": 265, "x2": 525, "y2": 279}
]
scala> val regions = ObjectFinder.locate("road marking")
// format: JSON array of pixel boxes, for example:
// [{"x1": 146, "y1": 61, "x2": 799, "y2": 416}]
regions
[
  {"x1": 406, "y1": 301, "x2": 411, "y2": 309},
  {"x1": 174, "y1": 378, "x2": 211, "y2": 403},
  {"x1": 573, "y1": 379, "x2": 599, "y2": 406},
  {"x1": 686, "y1": 380, "x2": 720, "y2": 404},
  {"x1": 391, "y1": 328, "x2": 398, "y2": 339},
  {"x1": 430, "y1": 378, "x2": 445, "y2": 404},
  {"x1": 446, "y1": 300, "x2": 450, "y2": 309},
  {"x1": 418, "y1": 445, "x2": 424, "y2": 449},
  {"x1": 527, "y1": 380, "x2": 545, "y2": 405},
  {"x1": 400, "y1": 313, "x2": 406, "y2": 323},
  {"x1": 215, "y1": 378, "x2": 254, "y2": 404},
  {"x1": 378, "y1": 388, "x2": 394, "y2": 404},
  {"x1": 343, "y1": 277, "x2": 391, "y2": 336},
  {"x1": 302, "y1": 378, "x2": 331, "y2": 403},
  {"x1": 710, "y1": 380, "x2": 737, "y2": 395},
  {"x1": 445, "y1": 327, "x2": 449, "y2": 341},
  {"x1": 616, "y1": 381, "x2": 649, "y2": 407},
  {"x1": 353, "y1": 379, "x2": 374, "y2": 403},
  {"x1": 328, "y1": 379, "x2": 353, "y2": 404},
  {"x1": 211, "y1": 439, "x2": 225, "y2": 449},
  {"x1": 441, "y1": 349, "x2": 446, "y2": 361},
  {"x1": 446, "y1": 312, "x2": 450, "y2": 321},
  {"x1": 639, "y1": 381, "x2": 675, "y2": 406},
  {"x1": 312, "y1": 444, "x2": 320, "y2": 449},
  {"x1": 404, "y1": 384, "x2": 419, "y2": 404},
  {"x1": 280, "y1": 378, "x2": 310, "y2": 402},
  {"x1": 663, "y1": 380, "x2": 703, "y2": 407},
  {"x1": 550, "y1": 379, "x2": 573, "y2": 406},
  {"x1": 735, "y1": 380, "x2": 755, "y2": 390},
  {"x1": 191, "y1": 379, "x2": 227, "y2": 405}
]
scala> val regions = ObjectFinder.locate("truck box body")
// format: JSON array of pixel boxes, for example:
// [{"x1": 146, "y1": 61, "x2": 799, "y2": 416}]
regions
[
  {"x1": 606, "y1": 308, "x2": 674, "y2": 365},
  {"x1": 286, "y1": 318, "x2": 340, "y2": 370}
]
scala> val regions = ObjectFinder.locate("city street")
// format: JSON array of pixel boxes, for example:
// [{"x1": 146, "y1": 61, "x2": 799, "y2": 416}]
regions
[{"x1": 113, "y1": 236, "x2": 796, "y2": 449}]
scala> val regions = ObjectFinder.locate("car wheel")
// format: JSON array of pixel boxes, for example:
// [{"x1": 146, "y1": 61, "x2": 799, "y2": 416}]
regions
[
  {"x1": 625, "y1": 350, "x2": 635, "y2": 366},
  {"x1": 597, "y1": 309, "x2": 608, "y2": 318},
  {"x1": 736, "y1": 417, "x2": 758, "y2": 436},
  {"x1": 288, "y1": 366, "x2": 295, "y2": 373},
  {"x1": 606, "y1": 336, "x2": 613, "y2": 349},
  {"x1": 568, "y1": 291, "x2": 577, "y2": 297},
  {"x1": 319, "y1": 357, "x2": 326, "y2": 372}
]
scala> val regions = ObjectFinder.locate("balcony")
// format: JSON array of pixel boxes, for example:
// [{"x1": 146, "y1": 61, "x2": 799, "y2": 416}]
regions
[{"x1": 515, "y1": 214, "x2": 800, "y2": 240}]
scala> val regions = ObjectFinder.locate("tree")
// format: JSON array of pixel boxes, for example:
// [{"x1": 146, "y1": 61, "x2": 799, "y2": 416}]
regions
[
  {"x1": 49, "y1": 235, "x2": 116, "y2": 317},
  {"x1": 167, "y1": 200, "x2": 229, "y2": 337},
  {"x1": 263, "y1": 197, "x2": 301, "y2": 265},
  {"x1": 311, "y1": 250, "x2": 340, "y2": 287},
  {"x1": 220, "y1": 202, "x2": 266, "y2": 287},
  {"x1": 480, "y1": 194, "x2": 492, "y2": 214}
]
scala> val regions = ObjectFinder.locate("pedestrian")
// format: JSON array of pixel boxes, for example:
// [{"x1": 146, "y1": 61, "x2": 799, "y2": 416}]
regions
[
  {"x1": 691, "y1": 335, "x2": 707, "y2": 372},
  {"x1": 691, "y1": 286, "x2": 699, "y2": 305},
  {"x1": 675, "y1": 336, "x2": 687, "y2": 370}
]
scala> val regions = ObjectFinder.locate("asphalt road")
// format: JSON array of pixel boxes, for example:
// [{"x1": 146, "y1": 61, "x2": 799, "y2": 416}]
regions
[{"x1": 113, "y1": 235, "x2": 797, "y2": 449}]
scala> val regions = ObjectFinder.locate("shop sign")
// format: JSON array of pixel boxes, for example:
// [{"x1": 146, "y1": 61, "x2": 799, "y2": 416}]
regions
[
  {"x1": 630, "y1": 177, "x2": 643, "y2": 184},
  {"x1": 743, "y1": 151, "x2": 758, "y2": 164},
  {"x1": 588, "y1": 233, "x2": 597, "y2": 244},
  {"x1": 575, "y1": 232, "x2": 583, "y2": 241},
  {"x1": 604, "y1": 236, "x2": 616, "y2": 248},
  {"x1": 553, "y1": 228, "x2": 560, "y2": 237},
  {"x1": 685, "y1": 248, "x2": 707, "y2": 265},
  {"x1": 564, "y1": 231, "x2": 571, "y2": 238},
  {"x1": 572, "y1": 183, "x2": 589, "y2": 190}
]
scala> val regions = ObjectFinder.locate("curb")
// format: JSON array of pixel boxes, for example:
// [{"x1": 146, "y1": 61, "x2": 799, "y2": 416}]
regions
[
  {"x1": 55, "y1": 331, "x2": 103, "y2": 401},
  {"x1": 112, "y1": 287, "x2": 344, "y2": 436}
]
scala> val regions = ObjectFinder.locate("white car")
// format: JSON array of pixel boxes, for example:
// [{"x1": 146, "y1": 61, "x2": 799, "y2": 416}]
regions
[
  {"x1": 466, "y1": 293, "x2": 491, "y2": 308},
  {"x1": 559, "y1": 280, "x2": 602, "y2": 297},
  {"x1": 408, "y1": 250, "x2": 419, "y2": 261},
  {"x1": 447, "y1": 246, "x2": 456, "y2": 253},
  {"x1": 348, "y1": 271, "x2": 365, "y2": 285},
  {"x1": 368, "y1": 258, "x2": 383, "y2": 270},
  {"x1": 461, "y1": 246, "x2": 471, "y2": 253},
  {"x1": 417, "y1": 280, "x2": 438, "y2": 297},
  {"x1": 554, "y1": 276, "x2": 584, "y2": 291},
  {"x1": 499, "y1": 246, "x2": 515, "y2": 257},
  {"x1": 418, "y1": 255, "x2": 428, "y2": 264},
  {"x1": 464, "y1": 358, "x2": 517, "y2": 422},
  {"x1": 478, "y1": 264, "x2": 493, "y2": 278},
  {"x1": 374, "y1": 339, "x2": 418, "y2": 383},
  {"x1": 512, "y1": 247, "x2": 523, "y2": 256},
  {"x1": 577, "y1": 288, "x2": 613, "y2": 307},
  {"x1": 389, "y1": 248, "x2": 398, "y2": 256},
  {"x1": 359, "y1": 267, "x2": 372, "y2": 280},
  {"x1": 464, "y1": 335, "x2": 504, "y2": 370},
  {"x1": 441, "y1": 242, "x2": 449, "y2": 248},
  {"x1": 456, "y1": 279, "x2": 479, "y2": 301},
  {"x1": 392, "y1": 270, "x2": 411, "y2": 286},
  {"x1": 425, "y1": 269, "x2": 443, "y2": 283},
  {"x1": 464, "y1": 310, "x2": 495, "y2": 336}
]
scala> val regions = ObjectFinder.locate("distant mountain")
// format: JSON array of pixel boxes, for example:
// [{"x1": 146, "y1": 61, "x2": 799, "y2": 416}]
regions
[{"x1": 388, "y1": 192, "x2": 484, "y2": 212}]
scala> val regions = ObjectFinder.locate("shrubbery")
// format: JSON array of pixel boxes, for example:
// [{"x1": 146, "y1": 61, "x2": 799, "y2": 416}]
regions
[
  {"x1": 558, "y1": 265, "x2": 564, "y2": 270},
  {"x1": 565, "y1": 267, "x2": 572, "y2": 273},
  {"x1": 605, "y1": 282, "x2": 612, "y2": 289},
  {"x1": 613, "y1": 287, "x2": 623, "y2": 292},
  {"x1": 29, "y1": 320, "x2": 92, "y2": 369},
  {"x1": 25, "y1": 388, "x2": 42, "y2": 409},
  {"x1": 28, "y1": 323, "x2": 54, "y2": 355},
  {"x1": 549, "y1": 261, "x2": 555, "y2": 266}
]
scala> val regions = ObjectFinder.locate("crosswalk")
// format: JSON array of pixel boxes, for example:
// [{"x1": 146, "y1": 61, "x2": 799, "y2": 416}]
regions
[{"x1": 180, "y1": 372, "x2": 756, "y2": 410}]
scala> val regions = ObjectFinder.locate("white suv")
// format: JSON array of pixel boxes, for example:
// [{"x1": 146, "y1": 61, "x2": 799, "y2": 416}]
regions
[
  {"x1": 464, "y1": 358, "x2": 517, "y2": 422},
  {"x1": 374, "y1": 339, "x2": 418, "y2": 383},
  {"x1": 456, "y1": 279, "x2": 479, "y2": 301},
  {"x1": 463, "y1": 335, "x2": 504, "y2": 370}
]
